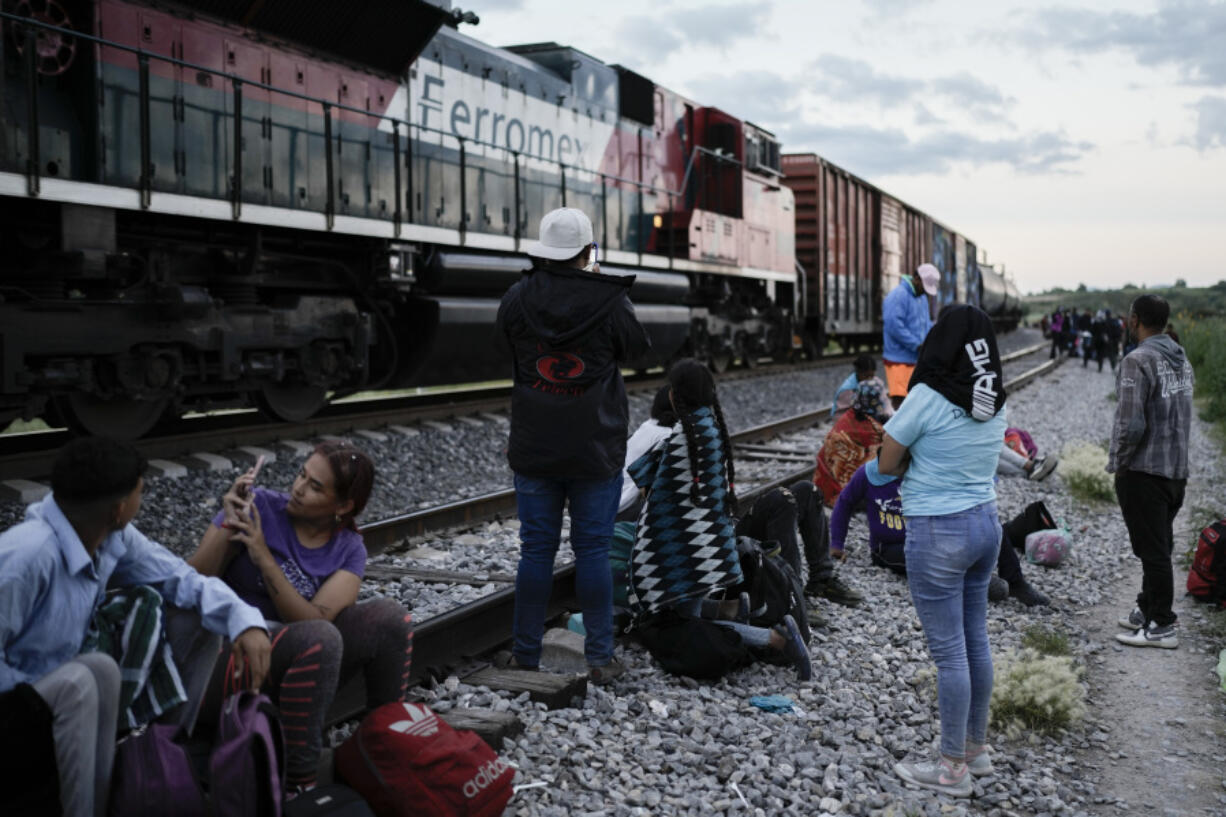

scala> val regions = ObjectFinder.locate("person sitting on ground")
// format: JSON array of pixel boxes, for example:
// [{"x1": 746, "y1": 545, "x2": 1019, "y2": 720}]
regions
[
  {"x1": 188, "y1": 441, "x2": 412, "y2": 796},
  {"x1": 813, "y1": 379, "x2": 889, "y2": 506},
  {"x1": 627, "y1": 358, "x2": 812, "y2": 680},
  {"x1": 996, "y1": 442, "x2": 1057, "y2": 481},
  {"x1": 616, "y1": 386, "x2": 677, "y2": 521},
  {"x1": 830, "y1": 461, "x2": 1050, "y2": 606},
  {"x1": 0, "y1": 437, "x2": 271, "y2": 817},
  {"x1": 831, "y1": 354, "x2": 894, "y2": 420}
]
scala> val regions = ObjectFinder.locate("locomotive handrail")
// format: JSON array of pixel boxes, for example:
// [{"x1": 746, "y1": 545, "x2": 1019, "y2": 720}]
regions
[
  {"x1": 3, "y1": 6, "x2": 770, "y2": 277},
  {"x1": 1, "y1": 9, "x2": 693, "y2": 201}
]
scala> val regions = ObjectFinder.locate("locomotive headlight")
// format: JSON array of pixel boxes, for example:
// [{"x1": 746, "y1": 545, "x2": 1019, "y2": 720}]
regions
[
  {"x1": 652, "y1": 214, "x2": 663, "y2": 228},
  {"x1": 385, "y1": 245, "x2": 415, "y2": 282}
]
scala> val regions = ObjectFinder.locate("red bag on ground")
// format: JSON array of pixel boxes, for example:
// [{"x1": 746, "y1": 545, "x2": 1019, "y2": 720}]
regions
[
  {"x1": 335, "y1": 702, "x2": 513, "y2": 817},
  {"x1": 1187, "y1": 520, "x2": 1226, "y2": 607}
]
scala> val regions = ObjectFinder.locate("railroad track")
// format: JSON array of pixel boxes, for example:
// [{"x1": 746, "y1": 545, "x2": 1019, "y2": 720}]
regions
[
  {"x1": 366, "y1": 342, "x2": 1057, "y2": 690},
  {"x1": 1, "y1": 342, "x2": 1045, "y2": 484},
  {"x1": 0, "y1": 354, "x2": 863, "y2": 483}
]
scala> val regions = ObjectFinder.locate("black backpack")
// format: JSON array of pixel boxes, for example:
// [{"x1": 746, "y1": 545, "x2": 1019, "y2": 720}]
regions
[
  {"x1": 634, "y1": 608, "x2": 754, "y2": 680},
  {"x1": 0, "y1": 683, "x2": 60, "y2": 816},
  {"x1": 736, "y1": 536, "x2": 811, "y2": 645},
  {"x1": 1002, "y1": 501, "x2": 1056, "y2": 551}
]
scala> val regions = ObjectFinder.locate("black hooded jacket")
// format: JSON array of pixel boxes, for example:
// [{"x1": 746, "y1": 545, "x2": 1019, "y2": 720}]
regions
[{"x1": 496, "y1": 261, "x2": 652, "y2": 479}]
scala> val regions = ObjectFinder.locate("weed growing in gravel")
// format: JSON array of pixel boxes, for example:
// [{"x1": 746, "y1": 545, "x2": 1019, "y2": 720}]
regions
[
  {"x1": 990, "y1": 648, "x2": 1086, "y2": 736},
  {"x1": 1059, "y1": 441, "x2": 1114, "y2": 503},
  {"x1": 1020, "y1": 625, "x2": 1072, "y2": 657}
]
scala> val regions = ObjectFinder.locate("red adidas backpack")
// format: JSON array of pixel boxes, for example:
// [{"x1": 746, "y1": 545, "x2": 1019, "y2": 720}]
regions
[
  {"x1": 1187, "y1": 519, "x2": 1226, "y2": 607},
  {"x1": 335, "y1": 702, "x2": 513, "y2": 817}
]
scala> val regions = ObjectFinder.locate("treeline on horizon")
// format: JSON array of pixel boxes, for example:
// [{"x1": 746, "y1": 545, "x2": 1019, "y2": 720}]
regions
[{"x1": 1023, "y1": 280, "x2": 1226, "y2": 321}]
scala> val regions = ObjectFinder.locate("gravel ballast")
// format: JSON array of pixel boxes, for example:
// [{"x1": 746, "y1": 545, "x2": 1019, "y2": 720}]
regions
[{"x1": 405, "y1": 353, "x2": 1223, "y2": 817}]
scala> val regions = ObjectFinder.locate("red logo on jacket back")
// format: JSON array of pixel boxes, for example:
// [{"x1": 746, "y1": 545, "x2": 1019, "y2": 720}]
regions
[{"x1": 535, "y1": 353, "x2": 585, "y2": 383}]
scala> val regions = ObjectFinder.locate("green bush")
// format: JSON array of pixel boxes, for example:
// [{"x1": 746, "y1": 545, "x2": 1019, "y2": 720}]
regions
[
  {"x1": 1020, "y1": 625, "x2": 1071, "y2": 657},
  {"x1": 1058, "y1": 441, "x2": 1114, "y2": 503},
  {"x1": 991, "y1": 648, "x2": 1086, "y2": 735},
  {"x1": 1184, "y1": 316, "x2": 1226, "y2": 426}
]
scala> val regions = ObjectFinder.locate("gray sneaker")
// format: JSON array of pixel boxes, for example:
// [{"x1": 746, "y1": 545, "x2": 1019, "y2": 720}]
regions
[
  {"x1": 588, "y1": 658, "x2": 626, "y2": 685},
  {"x1": 966, "y1": 745, "x2": 994, "y2": 777},
  {"x1": 894, "y1": 755, "x2": 973, "y2": 798},
  {"x1": 1116, "y1": 621, "x2": 1178, "y2": 649},
  {"x1": 1028, "y1": 455, "x2": 1058, "y2": 481},
  {"x1": 1117, "y1": 607, "x2": 1144, "y2": 630}
]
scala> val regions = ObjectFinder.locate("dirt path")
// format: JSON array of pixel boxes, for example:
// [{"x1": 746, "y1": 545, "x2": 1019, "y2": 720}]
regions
[{"x1": 1075, "y1": 558, "x2": 1226, "y2": 815}]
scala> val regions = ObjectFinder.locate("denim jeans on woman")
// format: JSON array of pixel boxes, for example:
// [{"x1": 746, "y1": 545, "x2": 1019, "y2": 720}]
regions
[
  {"x1": 512, "y1": 472, "x2": 622, "y2": 668},
  {"x1": 904, "y1": 501, "x2": 1002, "y2": 760}
]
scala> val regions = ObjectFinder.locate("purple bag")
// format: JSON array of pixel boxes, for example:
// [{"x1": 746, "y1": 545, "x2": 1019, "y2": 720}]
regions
[
  {"x1": 109, "y1": 723, "x2": 207, "y2": 817},
  {"x1": 211, "y1": 691, "x2": 286, "y2": 817},
  {"x1": 109, "y1": 691, "x2": 284, "y2": 817}
]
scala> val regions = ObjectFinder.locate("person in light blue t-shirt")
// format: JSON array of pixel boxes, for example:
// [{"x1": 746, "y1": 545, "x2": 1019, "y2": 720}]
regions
[{"x1": 877, "y1": 305, "x2": 1008, "y2": 799}]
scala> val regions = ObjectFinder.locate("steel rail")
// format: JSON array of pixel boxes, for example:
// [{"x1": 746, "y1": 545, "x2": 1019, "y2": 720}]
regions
[{"x1": 0, "y1": 354, "x2": 859, "y2": 482}]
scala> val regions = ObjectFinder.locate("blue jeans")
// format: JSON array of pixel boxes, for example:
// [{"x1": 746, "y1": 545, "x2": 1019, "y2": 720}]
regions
[
  {"x1": 674, "y1": 598, "x2": 772, "y2": 648},
  {"x1": 512, "y1": 472, "x2": 622, "y2": 667},
  {"x1": 904, "y1": 501, "x2": 1002, "y2": 760}
]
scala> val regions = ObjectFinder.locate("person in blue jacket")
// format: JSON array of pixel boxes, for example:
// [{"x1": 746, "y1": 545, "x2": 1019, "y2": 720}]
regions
[{"x1": 882, "y1": 263, "x2": 939, "y2": 410}]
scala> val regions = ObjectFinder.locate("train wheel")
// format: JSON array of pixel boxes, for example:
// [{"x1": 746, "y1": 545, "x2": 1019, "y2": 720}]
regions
[
  {"x1": 254, "y1": 382, "x2": 329, "y2": 423},
  {"x1": 56, "y1": 393, "x2": 169, "y2": 440}
]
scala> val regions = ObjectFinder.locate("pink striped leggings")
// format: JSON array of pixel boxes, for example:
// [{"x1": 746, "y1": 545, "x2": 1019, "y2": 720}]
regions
[{"x1": 203, "y1": 597, "x2": 413, "y2": 787}]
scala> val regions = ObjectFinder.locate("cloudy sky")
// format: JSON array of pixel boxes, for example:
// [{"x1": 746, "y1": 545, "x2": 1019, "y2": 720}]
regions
[{"x1": 463, "y1": 0, "x2": 1224, "y2": 294}]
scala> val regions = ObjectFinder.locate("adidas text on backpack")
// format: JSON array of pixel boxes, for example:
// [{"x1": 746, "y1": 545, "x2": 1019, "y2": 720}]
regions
[
  {"x1": 336, "y1": 702, "x2": 514, "y2": 817},
  {"x1": 1187, "y1": 519, "x2": 1226, "y2": 607}
]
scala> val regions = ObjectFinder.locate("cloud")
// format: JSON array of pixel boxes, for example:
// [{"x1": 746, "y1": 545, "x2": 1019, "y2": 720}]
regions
[
  {"x1": 612, "y1": 16, "x2": 683, "y2": 65},
  {"x1": 930, "y1": 72, "x2": 1013, "y2": 119},
  {"x1": 611, "y1": 2, "x2": 771, "y2": 68},
  {"x1": 862, "y1": 0, "x2": 934, "y2": 12},
  {"x1": 1191, "y1": 96, "x2": 1226, "y2": 150},
  {"x1": 685, "y1": 70, "x2": 800, "y2": 125},
  {"x1": 807, "y1": 54, "x2": 925, "y2": 106},
  {"x1": 671, "y1": 2, "x2": 773, "y2": 49},
  {"x1": 913, "y1": 102, "x2": 945, "y2": 126},
  {"x1": 804, "y1": 55, "x2": 1012, "y2": 121},
  {"x1": 1016, "y1": 1, "x2": 1226, "y2": 85},
  {"x1": 781, "y1": 121, "x2": 1094, "y2": 176}
]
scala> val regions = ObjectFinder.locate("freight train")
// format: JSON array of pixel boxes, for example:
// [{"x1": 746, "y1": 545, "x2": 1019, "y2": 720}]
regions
[{"x1": 0, "y1": 0, "x2": 1020, "y2": 439}]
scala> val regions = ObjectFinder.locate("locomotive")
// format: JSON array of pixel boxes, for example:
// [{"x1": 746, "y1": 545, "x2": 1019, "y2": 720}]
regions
[{"x1": 0, "y1": 0, "x2": 1017, "y2": 439}]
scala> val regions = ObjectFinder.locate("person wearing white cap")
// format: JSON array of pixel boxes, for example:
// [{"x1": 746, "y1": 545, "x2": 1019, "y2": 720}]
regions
[
  {"x1": 494, "y1": 207, "x2": 650, "y2": 685},
  {"x1": 881, "y1": 263, "x2": 939, "y2": 410}
]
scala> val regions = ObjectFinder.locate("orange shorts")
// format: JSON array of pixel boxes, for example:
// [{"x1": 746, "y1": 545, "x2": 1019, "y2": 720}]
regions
[{"x1": 883, "y1": 361, "x2": 915, "y2": 398}]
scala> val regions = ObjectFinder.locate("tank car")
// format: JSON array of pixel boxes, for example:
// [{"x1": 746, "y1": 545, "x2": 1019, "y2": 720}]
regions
[{"x1": 0, "y1": 0, "x2": 799, "y2": 437}]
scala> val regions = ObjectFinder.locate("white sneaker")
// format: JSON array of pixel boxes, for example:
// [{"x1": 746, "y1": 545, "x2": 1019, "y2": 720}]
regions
[
  {"x1": 1115, "y1": 620, "x2": 1178, "y2": 649},
  {"x1": 1117, "y1": 607, "x2": 1144, "y2": 630}
]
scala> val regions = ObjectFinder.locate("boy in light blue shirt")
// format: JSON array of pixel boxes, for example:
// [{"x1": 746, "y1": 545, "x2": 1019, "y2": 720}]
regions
[{"x1": 0, "y1": 438, "x2": 270, "y2": 817}]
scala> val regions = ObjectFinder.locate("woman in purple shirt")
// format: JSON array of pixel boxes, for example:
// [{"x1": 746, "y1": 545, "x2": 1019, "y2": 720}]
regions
[{"x1": 189, "y1": 441, "x2": 412, "y2": 795}]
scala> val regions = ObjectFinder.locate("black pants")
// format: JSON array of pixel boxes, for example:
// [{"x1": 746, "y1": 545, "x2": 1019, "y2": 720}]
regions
[
  {"x1": 1096, "y1": 341, "x2": 1117, "y2": 372},
  {"x1": 736, "y1": 481, "x2": 832, "y2": 585},
  {"x1": 1115, "y1": 470, "x2": 1186, "y2": 627},
  {"x1": 872, "y1": 531, "x2": 1023, "y2": 583}
]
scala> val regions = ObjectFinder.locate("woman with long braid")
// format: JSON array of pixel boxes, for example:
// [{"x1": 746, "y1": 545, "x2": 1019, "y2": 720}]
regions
[{"x1": 627, "y1": 359, "x2": 812, "y2": 679}]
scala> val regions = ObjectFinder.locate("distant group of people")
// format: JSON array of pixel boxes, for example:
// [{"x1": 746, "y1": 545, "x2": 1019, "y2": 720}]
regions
[{"x1": 1043, "y1": 306, "x2": 1125, "y2": 371}]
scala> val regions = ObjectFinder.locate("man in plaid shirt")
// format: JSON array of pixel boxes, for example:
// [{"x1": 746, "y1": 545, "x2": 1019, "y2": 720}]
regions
[{"x1": 1108, "y1": 294, "x2": 1194, "y2": 650}]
